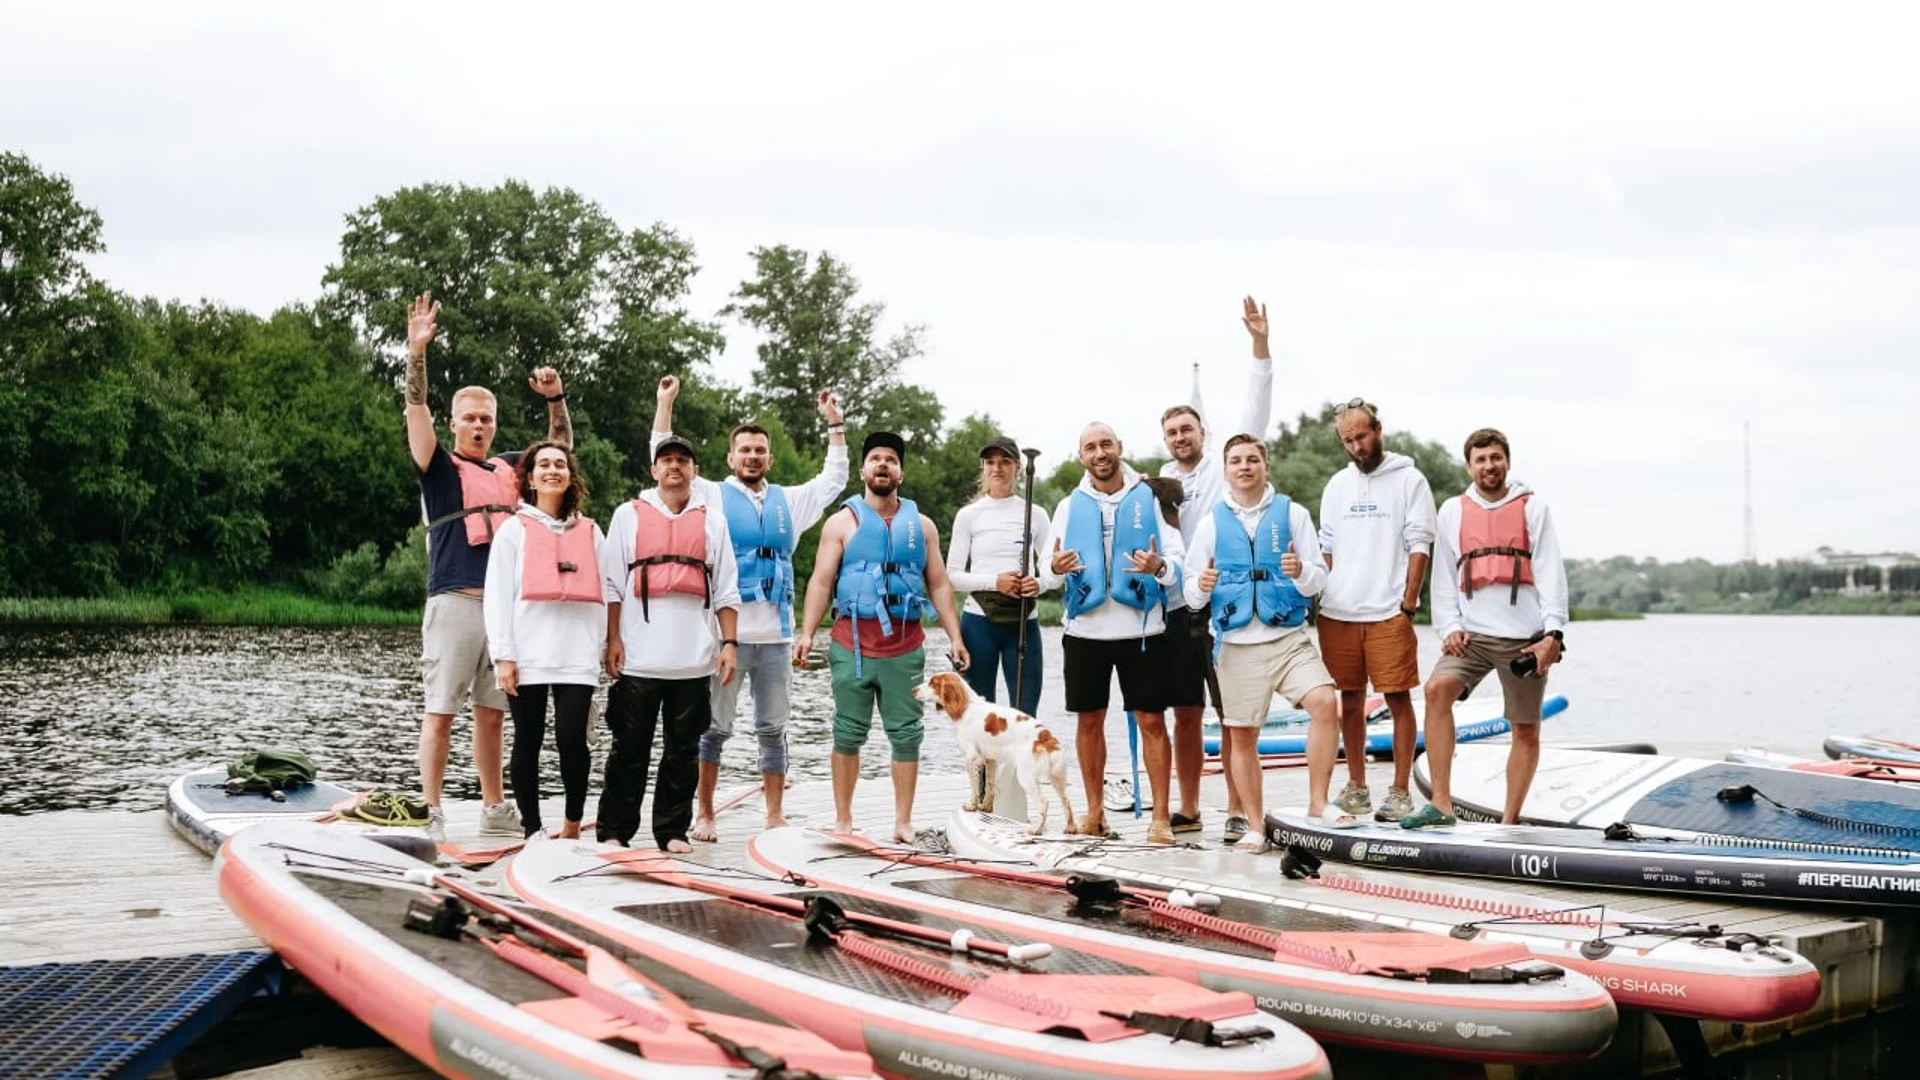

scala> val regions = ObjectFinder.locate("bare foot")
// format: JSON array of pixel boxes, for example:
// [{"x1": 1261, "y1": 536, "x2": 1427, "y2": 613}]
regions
[
  {"x1": 664, "y1": 838, "x2": 694, "y2": 854},
  {"x1": 892, "y1": 823, "x2": 916, "y2": 844},
  {"x1": 829, "y1": 820, "x2": 857, "y2": 835},
  {"x1": 765, "y1": 813, "x2": 789, "y2": 829},
  {"x1": 689, "y1": 816, "x2": 718, "y2": 843},
  {"x1": 556, "y1": 821, "x2": 582, "y2": 840}
]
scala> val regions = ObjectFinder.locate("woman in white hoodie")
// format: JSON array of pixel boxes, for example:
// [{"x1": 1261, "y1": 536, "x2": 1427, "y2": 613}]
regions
[{"x1": 483, "y1": 440, "x2": 611, "y2": 839}]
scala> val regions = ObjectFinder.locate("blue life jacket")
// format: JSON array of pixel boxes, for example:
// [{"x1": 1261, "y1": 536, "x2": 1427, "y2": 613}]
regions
[
  {"x1": 721, "y1": 483, "x2": 796, "y2": 636},
  {"x1": 834, "y1": 496, "x2": 929, "y2": 669},
  {"x1": 1062, "y1": 483, "x2": 1170, "y2": 632},
  {"x1": 1209, "y1": 496, "x2": 1310, "y2": 658}
]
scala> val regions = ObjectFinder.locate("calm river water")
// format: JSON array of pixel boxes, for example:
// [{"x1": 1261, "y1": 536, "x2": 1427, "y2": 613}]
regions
[
  {"x1": 2, "y1": 614, "x2": 1915, "y2": 815},
  {"x1": 3, "y1": 613, "x2": 1916, "y2": 1078}
]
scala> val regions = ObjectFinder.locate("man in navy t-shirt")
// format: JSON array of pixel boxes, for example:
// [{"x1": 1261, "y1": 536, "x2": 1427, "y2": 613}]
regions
[{"x1": 404, "y1": 293, "x2": 575, "y2": 841}]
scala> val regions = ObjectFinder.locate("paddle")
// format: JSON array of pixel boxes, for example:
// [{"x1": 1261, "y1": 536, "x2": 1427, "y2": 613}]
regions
[
  {"x1": 599, "y1": 848, "x2": 1054, "y2": 963},
  {"x1": 1012, "y1": 446, "x2": 1042, "y2": 711},
  {"x1": 1126, "y1": 711, "x2": 1143, "y2": 819}
]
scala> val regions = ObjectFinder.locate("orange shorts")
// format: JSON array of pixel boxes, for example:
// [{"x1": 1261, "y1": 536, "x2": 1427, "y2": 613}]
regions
[{"x1": 1315, "y1": 614, "x2": 1420, "y2": 694}]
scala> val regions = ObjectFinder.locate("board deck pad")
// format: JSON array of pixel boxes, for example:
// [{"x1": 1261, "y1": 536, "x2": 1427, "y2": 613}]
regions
[
  {"x1": 177, "y1": 770, "x2": 355, "y2": 814},
  {"x1": 611, "y1": 892, "x2": 1144, "y2": 1011}
]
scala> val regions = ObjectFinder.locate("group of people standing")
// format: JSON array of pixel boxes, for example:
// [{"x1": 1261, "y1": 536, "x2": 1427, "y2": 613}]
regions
[{"x1": 404, "y1": 290, "x2": 1569, "y2": 853}]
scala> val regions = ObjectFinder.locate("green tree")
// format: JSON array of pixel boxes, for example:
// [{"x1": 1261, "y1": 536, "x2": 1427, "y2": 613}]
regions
[
  {"x1": 319, "y1": 181, "x2": 723, "y2": 467},
  {"x1": 723, "y1": 245, "x2": 927, "y2": 449}
]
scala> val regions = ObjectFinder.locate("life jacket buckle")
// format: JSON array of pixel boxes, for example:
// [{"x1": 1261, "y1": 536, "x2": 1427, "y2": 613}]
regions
[{"x1": 557, "y1": 561, "x2": 577, "y2": 573}]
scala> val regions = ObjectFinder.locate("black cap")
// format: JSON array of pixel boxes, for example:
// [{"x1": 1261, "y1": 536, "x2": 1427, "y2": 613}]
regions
[
  {"x1": 653, "y1": 435, "x2": 698, "y2": 464},
  {"x1": 862, "y1": 431, "x2": 906, "y2": 461},
  {"x1": 979, "y1": 435, "x2": 1020, "y2": 460}
]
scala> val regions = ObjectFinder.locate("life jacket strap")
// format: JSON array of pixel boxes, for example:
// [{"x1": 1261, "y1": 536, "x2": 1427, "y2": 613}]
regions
[{"x1": 627, "y1": 553, "x2": 711, "y2": 621}]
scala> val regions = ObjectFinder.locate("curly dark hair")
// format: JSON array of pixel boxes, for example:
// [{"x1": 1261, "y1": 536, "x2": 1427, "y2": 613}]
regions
[{"x1": 516, "y1": 440, "x2": 589, "y2": 519}]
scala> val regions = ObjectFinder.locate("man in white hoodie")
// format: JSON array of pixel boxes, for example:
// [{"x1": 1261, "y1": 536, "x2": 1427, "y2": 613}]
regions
[
  {"x1": 1157, "y1": 296, "x2": 1276, "y2": 841},
  {"x1": 597, "y1": 436, "x2": 742, "y2": 852},
  {"x1": 1408, "y1": 428, "x2": 1568, "y2": 829},
  {"x1": 1184, "y1": 434, "x2": 1338, "y2": 850},
  {"x1": 1317, "y1": 400, "x2": 1437, "y2": 824},
  {"x1": 1042, "y1": 423, "x2": 1186, "y2": 843}
]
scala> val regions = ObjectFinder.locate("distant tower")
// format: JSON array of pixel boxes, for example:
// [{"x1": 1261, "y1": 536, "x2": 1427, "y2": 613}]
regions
[{"x1": 1742, "y1": 419, "x2": 1758, "y2": 563}]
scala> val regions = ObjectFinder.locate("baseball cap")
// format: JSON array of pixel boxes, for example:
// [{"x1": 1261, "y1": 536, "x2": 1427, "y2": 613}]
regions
[
  {"x1": 653, "y1": 435, "x2": 698, "y2": 464},
  {"x1": 979, "y1": 435, "x2": 1020, "y2": 460}
]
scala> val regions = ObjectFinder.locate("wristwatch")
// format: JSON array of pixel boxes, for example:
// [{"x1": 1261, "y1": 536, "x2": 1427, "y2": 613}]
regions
[
  {"x1": 720, "y1": 638, "x2": 739, "y2": 648},
  {"x1": 1400, "y1": 604, "x2": 1417, "y2": 620}
]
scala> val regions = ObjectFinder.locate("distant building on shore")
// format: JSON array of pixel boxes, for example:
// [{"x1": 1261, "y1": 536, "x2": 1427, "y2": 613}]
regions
[{"x1": 1801, "y1": 547, "x2": 1920, "y2": 595}]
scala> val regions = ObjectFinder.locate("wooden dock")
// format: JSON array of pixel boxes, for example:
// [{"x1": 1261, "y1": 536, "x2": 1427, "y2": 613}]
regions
[{"x1": 2, "y1": 756, "x2": 1913, "y2": 1079}]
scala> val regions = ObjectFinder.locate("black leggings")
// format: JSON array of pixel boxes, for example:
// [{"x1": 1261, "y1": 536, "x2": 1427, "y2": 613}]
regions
[
  {"x1": 596, "y1": 675, "x2": 710, "y2": 848},
  {"x1": 507, "y1": 682, "x2": 594, "y2": 835}
]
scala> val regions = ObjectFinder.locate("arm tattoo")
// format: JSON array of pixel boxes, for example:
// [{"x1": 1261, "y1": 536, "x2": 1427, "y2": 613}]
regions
[
  {"x1": 405, "y1": 350, "x2": 428, "y2": 407},
  {"x1": 548, "y1": 401, "x2": 573, "y2": 449}
]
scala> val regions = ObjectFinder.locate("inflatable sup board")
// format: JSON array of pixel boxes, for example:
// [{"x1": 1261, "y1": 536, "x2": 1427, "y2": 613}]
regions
[
  {"x1": 216, "y1": 821, "x2": 877, "y2": 1079},
  {"x1": 944, "y1": 811, "x2": 1818, "y2": 1022},
  {"x1": 168, "y1": 768, "x2": 436, "y2": 861},
  {"x1": 1824, "y1": 735, "x2": 1920, "y2": 766},
  {"x1": 507, "y1": 837, "x2": 1329, "y2": 1080},
  {"x1": 752, "y1": 824, "x2": 1617, "y2": 1062},
  {"x1": 1204, "y1": 696, "x2": 1567, "y2": 757}
]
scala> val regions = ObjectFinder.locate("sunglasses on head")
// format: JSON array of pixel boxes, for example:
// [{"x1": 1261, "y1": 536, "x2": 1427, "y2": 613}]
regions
[{"x1": 1342, "y1": 396, "x2": 1377, "y2": 416}]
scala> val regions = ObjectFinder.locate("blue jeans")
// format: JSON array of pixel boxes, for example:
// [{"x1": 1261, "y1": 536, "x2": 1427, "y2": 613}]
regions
[
  {"x1": 960, "y1": 612, "x2": 1043, "y2": 716},
  {"x1": 700, "y1": 642, "x2": 791, "y2": 774}
]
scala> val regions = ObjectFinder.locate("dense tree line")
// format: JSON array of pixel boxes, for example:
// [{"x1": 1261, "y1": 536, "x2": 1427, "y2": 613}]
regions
[
  {"x1": 2, "y1": 151, "x2": 1478, "y2": 606},
  {"x1": 1567, "y1": 555, "x2": 1920, "y2": 614}
]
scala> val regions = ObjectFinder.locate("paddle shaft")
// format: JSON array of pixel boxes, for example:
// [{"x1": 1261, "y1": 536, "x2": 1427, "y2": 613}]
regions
[
  {"x1": 612, "y1": 854, "x2": 1029, "y2": 960},
  {"x1": 1013, "y1": 447, "x2": 1041, "y2": 700}
]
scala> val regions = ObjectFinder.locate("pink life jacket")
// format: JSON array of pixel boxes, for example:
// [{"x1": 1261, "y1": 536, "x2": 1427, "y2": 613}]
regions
[
  {"x1": 1458, "y1": 493, "x2": 1534, "y2": 604},
  {"x1": 627, "y1": 500, "x2": 710, "y2": 620},
  {"x1": 518, "y1": 512, "x2": 603, "y2": 604},
  {"x1": 428, "y1": 454, "x2": 520, "y2": 546}
]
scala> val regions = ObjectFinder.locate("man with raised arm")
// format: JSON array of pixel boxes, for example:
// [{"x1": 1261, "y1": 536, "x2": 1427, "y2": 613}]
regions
[
  {"x1": 794, "y1": 432, "x2": 968, "y2": 844},
  {"x1": 1156, "y1": 296, "x2": 1276, "y2": 843},
  {"x1": 403, "y1": 293, "x2": 573, "y2": 842},
  {"x1": 1317, "y1": 399, "x2": 1437, "y2": 824},
  {"x1": 1408, "y1": 428, "x2": 1568, "y2": 829},
  {"x1": 1040, "y1": 423, "x2": 1188, "y2": 844},
  {"x1": 650, "y1": 374, "x2": 848, "y2": 842}
]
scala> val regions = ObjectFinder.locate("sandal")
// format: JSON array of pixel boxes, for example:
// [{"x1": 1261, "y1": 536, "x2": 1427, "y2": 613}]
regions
[
  {"x1": 1229, "y1": 831, "x2": 1272, "y2": 854},
  {"x1": 1145, "y1": 819, "x2": 1176, "y2": 845},
  {"x1": 1318, "y1": 805, "x2": 1362, "y2": 829},
  {"x1": 1399, "y1": 804, "x2": 1458, "y2": 830},
  {"x1": 1074, "y1": 813, "x2": 1121, "y2": 841},
  {"x1": 1168, "y1": 812, "x2": 1204, "y2": 834}
]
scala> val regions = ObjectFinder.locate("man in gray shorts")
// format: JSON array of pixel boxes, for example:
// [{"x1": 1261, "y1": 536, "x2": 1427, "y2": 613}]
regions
[
  {"x1": 404, "y1": 294, "x2": 575, "y2": 841},
  {"x1": 1405, "y1": 428, "x2": 1568, "y2": 829}
]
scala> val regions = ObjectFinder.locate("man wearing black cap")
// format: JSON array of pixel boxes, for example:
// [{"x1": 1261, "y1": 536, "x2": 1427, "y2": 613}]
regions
[
  {"x1": 649, "y1": 374, "x2": 849, "y2": 843},
  {"x1": 595, "y1": 433, "x2": 741, "y2": 851},
  {"x1": 795, "y1": 431, "x2": 969, "y2": 842},
  {"x1": 945, "y1": 435, "x2": 1050, "y2": 715}
]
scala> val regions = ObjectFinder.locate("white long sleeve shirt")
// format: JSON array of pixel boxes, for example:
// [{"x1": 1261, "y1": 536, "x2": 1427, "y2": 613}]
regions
[
  {"x1": 599, "y1": 487, "x2": 743, "y2": 680},
  {"x1": 1181, "y1": 489, "x2": 1327, "y2": 647},
  {"x1": 947, "y1": 496, "x2": 1054, "y2": 618},
  {"x1": 1317, "y1": 452, "x2": 1438, "y2": 622},
  {"x1": 1160, "y1": 355, "x2": 1275, "y2": 547},
  {"x1": 1430, "y1": 481, "x2": 1569, "y2": 640},
  {"x1": 482, "y1": 506, "x2": 612, "y2": 687},
  {"x1": 651, "y1": 432, "x2": 849, "y2": 644},
  {"x1": 1039, "y1": 466, "x2": 1186, "y2": 641}
]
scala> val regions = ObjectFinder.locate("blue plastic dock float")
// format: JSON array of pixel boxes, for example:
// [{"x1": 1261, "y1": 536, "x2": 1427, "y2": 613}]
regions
[{"x1": 0, "y1": 950, "x2": 282, "y2": 1079}]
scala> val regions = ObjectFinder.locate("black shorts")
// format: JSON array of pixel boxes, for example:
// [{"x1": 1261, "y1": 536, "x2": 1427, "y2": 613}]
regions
[
  {"x1": 1164, "y1": 605, "x2": 1225, "y2": 713},
  {"x1": 1063, "y1": 633, "x2": 1173, "y2": 714}
]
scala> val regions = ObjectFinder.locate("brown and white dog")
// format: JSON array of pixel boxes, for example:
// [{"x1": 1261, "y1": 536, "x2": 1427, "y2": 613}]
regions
[{"x1": 914, "y1": 672, "x2": 1074, "y2": 835}]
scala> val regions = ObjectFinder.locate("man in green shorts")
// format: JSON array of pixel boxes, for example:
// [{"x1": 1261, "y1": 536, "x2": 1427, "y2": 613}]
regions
[{"x1": 794, "y1": 431, "x2": 969, "y2": 843}]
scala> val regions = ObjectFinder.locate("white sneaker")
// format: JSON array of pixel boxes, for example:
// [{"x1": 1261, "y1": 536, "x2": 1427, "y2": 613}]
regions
[
  {"x1": 425, "y1": 806, "x2": 447, "y2": 843},
  {"x1": 480, "y1": 801, "x2": 522, "y2": 837}
]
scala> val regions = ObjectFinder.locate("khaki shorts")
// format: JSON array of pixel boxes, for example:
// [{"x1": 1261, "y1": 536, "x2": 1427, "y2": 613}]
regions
[
  {"x1": 421, "y1": 592, "x2": 509, "y2": 716},
  {"x1": 1317, "y1": 614, "x2": 1421, "y2": 694},
  {"x1": 1429, "y1": 633, "x2": 1548, "y2": 724},
  {"x1": 1216, "y1": 629, "x2": 1335, "y2": 728}
]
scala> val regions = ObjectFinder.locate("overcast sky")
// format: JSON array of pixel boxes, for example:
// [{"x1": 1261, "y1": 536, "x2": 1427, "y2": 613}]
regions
[{"x1": 7, "y1": 1, "x2": 1918, "y2": 561}]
